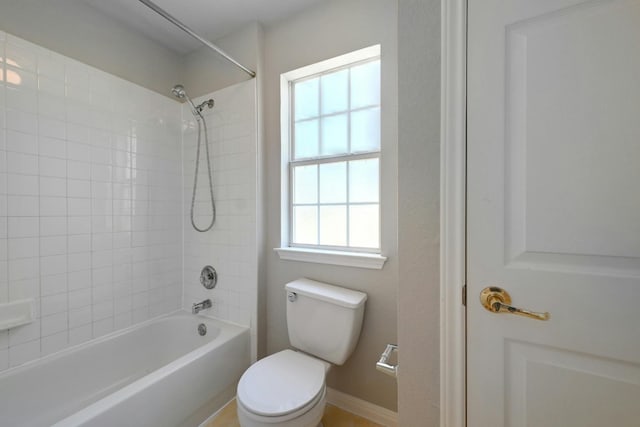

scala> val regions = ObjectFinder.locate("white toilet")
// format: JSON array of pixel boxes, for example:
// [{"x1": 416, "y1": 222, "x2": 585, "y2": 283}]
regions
[{"x1": 236, "y1": 278, "x2": 367, "y2": 427}]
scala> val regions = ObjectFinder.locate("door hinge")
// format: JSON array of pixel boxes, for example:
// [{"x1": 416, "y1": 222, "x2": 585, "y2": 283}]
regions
[{"x1": 462, "y1": 284, "x2": 467, "y2": 306}]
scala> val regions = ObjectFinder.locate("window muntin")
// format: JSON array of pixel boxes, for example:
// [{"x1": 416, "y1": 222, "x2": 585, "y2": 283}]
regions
[{"x1": 289, "y1": 57, "x2": 381, "y2": 252}]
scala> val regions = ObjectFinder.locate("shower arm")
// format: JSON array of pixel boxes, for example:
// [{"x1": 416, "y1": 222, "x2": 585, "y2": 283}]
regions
[{"x1": 137, "y1": 0, "x2": 256, "y2": 78}]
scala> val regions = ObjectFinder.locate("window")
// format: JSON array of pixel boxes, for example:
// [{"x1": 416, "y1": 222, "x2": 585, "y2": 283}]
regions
[{"x1": 276, "y1": 46, "x2": 387, "y2": 269}]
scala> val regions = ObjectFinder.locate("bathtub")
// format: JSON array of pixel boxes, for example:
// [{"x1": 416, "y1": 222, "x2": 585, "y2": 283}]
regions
[{"x1": 0, "y1": 312, "x2": 250, "y2": 427}]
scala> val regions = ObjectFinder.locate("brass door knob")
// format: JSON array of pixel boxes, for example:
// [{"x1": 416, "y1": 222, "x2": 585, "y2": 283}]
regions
[{"x1": 480, "y1": 287, "x2": 550, "y2": 321}]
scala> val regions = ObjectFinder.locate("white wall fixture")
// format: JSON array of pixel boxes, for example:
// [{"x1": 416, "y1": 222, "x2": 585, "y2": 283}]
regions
[{"x1": 0, "y1": 299, "x2": 35, "y2": 331}]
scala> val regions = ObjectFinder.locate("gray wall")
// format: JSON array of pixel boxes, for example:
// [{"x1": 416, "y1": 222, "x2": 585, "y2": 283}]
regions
[
  {"x1": 397, "y1": 0, "x2": 441, "y2": 424},
  {"x1": 262, "y1": 0, "x2": 399, "y2": 411},
  {"x1": 0, "y1": 0, "x2": 182, "y2": 95},
  {"x1": 182, "y1": 23, "x2": 260, "y2": 98}
]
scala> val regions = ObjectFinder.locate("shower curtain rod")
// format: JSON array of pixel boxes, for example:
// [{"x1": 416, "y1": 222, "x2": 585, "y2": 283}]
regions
[{"x1": 137, "y1": 0, "x2": 256, "y2": 78}]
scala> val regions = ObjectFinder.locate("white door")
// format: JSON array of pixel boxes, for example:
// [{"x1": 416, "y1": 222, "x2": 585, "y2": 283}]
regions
[{"x1": 467, "y1": 0, "x2": 640, "y2": 426}]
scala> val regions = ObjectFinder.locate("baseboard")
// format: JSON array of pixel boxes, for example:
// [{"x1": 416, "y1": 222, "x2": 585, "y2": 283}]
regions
[{"x1": 326, "y1": 387, "x2": 398, "y2": 427}]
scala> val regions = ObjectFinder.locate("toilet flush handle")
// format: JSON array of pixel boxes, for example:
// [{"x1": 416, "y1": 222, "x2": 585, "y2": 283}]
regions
[{"x1": 287, "y1": 292, "x2": 297, "y2": 302}]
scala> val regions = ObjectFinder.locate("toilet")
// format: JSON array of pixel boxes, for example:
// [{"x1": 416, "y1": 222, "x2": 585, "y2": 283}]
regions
[{"x1": 236, "y1": 278, "x2": 367, "y2": 427}]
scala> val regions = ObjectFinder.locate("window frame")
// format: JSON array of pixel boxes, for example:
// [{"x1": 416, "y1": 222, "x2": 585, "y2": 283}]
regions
[{"x1": 276, "y1": 45, "x2": 388, "y2": 269}]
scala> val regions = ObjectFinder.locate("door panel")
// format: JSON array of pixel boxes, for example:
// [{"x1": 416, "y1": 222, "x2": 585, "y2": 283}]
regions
[{"x1": 468, "y1": 0, "x2": 640, "y2": 425}]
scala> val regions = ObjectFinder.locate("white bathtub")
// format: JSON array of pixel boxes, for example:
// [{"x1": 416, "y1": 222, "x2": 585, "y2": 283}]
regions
[{"x1": 0, "y1": 312, "x2": 250, "y2": 427}]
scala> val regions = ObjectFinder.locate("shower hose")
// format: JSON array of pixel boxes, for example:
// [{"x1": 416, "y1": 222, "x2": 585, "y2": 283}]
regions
[{"x1": 190, "y1": 112, "x2": 216, "y2": 232}]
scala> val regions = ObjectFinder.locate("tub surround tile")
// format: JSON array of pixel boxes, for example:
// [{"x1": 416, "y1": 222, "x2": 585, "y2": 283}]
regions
[
  {"x1": 0, "y1": 33, "x2": 182, "y2": 373},
  {"x1": 8, "y1": 340, "x2": 39, "y2": 368},
  {"x1": 181, "y1": 82, "x2": 257, "y2": 336}
]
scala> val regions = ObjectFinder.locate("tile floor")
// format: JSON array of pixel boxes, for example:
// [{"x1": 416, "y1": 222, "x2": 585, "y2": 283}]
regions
[{"x1": 205, "y1": 399, "x2": 384, "y2": 427}]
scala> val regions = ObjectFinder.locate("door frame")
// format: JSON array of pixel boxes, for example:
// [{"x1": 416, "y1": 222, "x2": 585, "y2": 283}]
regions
[{"x1": 440, "y1": 0, "x2": 467, "y2": 426}]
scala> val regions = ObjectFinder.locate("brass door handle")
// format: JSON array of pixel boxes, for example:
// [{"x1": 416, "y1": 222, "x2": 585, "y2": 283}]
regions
[{"x1": 480, "y1": 287, "x2": 550, "y2": 321}]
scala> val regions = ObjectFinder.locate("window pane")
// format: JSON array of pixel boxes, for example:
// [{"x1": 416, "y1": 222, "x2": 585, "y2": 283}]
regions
[
  {"x1": 321, "y1": 114, "x2": 348, "y2": 156},
  {"x1": 351, "y1": 60, "x2": 380, "y2": 109},
  {"x1": 321, "y1": 69, "x2": 348, "y2": 114},
  {"x1": 294, "y1": 119, "x2": 319, "y2": 159},
  {"x1": 293, "y1": 165, "x2": 318, "y2": 204},
  {"x1": 294, "y1": 78, "x2": 319, "y2": 120},
  {"x1": 319, "y1": 162, "x2": 346, "y2": 203},
  {"x1": 293, "y1": 206, "x2": 318, "y2": 245},
  {"x1": 319, "y1": 205, "x2": 347, "y2": 246},
  {"x1": 349, "y1": 158, "x2": 379, "y2": 203},
  {"x1": 349, "y1": 204, "x2": 379, "y2": 248},
  {"x1": 351, "y1": 107, "x2": 380, "y2": 153}
]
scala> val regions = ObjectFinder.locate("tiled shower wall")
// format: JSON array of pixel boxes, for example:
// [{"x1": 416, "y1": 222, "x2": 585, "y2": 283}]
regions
[
  {"x1": 182, "y1": 82, "x2": 257, "y2": 352},
  {"x1": 0, "y1": 33, "x2": 183, "y2": 371}
]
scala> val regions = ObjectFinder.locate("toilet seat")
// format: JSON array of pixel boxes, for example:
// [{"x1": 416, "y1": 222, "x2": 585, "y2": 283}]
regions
[{"x1": 237, "y1": 350, "x2": 326, "y2": 420}]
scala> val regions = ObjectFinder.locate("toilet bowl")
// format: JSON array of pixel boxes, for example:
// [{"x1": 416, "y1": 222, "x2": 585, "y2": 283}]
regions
[
  {"x1": 236, "y1": 279, "x2": 367, "y2": 427},
  {"x1": 237, "y1": 350, "x2": 329, "y2": 427}
]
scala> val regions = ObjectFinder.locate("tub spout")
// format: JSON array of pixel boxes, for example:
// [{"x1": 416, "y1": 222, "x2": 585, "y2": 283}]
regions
[{"x1": 192, "y1": 299, "x2": 212, "y2": 314}]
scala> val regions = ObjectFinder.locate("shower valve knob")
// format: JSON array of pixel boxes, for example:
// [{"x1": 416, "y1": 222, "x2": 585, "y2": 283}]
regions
[{"x1": 200, "y1": 266, "x2": 217, "y2": 289}]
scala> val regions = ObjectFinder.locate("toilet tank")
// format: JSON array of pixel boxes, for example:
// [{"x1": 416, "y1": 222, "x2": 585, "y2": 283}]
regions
[{"x1": 285, "y1": 278, "x2": 367, "y2": 365}]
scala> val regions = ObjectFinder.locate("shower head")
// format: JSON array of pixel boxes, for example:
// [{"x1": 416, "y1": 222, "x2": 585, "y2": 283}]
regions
[
  {"x1": 171, "y1": 84, "x2": 187, "y2": 99},
  {"x1": 170, "y1": 83, "x2": 214, "y2": 118}
]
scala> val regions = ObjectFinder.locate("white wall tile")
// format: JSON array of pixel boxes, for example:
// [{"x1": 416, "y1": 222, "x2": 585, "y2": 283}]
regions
[
  {"x1": 69, "y1": 324, "x2": 92, "y2": 346},
  {"x1": 41, "y1": 293, "x2": 67, "y2": 316},
  {"x1": 40, "y1": 197, "x2": 67, "y2": 216},
  {"x1": 8, "y1": 195, "x2": 39, "y2": 216},
  {"x1": 8, "y1": 217, "x2": 39, "y2": 238},
  {"x1": 41, "y1": 331, "x2": 68, "y2": 356},
  {"x1": 40, "y1": 217, "x2": 67, "y2": 236},
  {"x1": 67, "y1": 234, "x2": 90, "y2": 253},
  {"x1": 39, "y1": 137, "x2": 66, "y2": 159},
  {"x1": 69, "y1": 289, "x2": 91, "y2": 310},
  {"x1": 8, "y1": 321, "x2": 40, "y2": 346},
  {"x1": 5, "y1": 110, "x2": 38, "y2": 134},
  {"x1": 41, "y1": 273, "x2": 67, "y2": 296},
  {"x1": 68, "y1": 216, "x2": 91, "y2": 235},
  {"x1": 67, "y1": 142, "x2": 90, "y2": 162},
  {"x1": 6, "y1": 87, "x2": 38, "y2": 112},
  {"x1": 67, "y1": 198, "x2": 91, "y2": 216},
  {"x1": 9, "y1": 340, "x2": 39, "y2": 367},
  {"x1": 68, "y1": 252, "x2": 90, "y2": 272},
  {"x1": 0, "y1": 33, "x2": 183, "y2": 373},
  {"x1": 67, "y1": 160, "x2": 90, "y2": 180},
  {"x1": 9, "y1": 278, "x2": 38, "y2": 300},
  {"x1": 39, "y1": 117, "x2": 66, "y2": 140},
  {"x1": 40, "y1": 157, "x2": 66, "y2": 178},
  {"x1": 6, "y1": 130, "x2": 37, "y2": 154},
  {"x1": 68, "y1": 269, "x2": 91, "y2": 291},
  {"x1": 40, "y1": 177, "x2": 66, "y2": 197},
  {"x1": 8, "y1": 238, "x2": 39, "y2": 260},
  {"x1": 7, "y1": 174, "x2": 38, "y2": 196},
  {"x1": 41, "y1": 312, "x2": 67, "y2": 336}
]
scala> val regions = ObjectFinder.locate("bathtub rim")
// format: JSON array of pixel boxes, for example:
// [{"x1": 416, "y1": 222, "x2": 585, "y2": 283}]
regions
[{"x1": 0, "y1": 309, "x2": 249, "y2": 380}]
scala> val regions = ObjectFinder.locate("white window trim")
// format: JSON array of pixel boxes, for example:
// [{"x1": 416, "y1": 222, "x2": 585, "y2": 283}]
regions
[
  {"x1": 274, "y1": 247, "x2": 387, "y2": 270},
  {"x1": 276, "y1": 45, "x2": 388, "y2": 269}
]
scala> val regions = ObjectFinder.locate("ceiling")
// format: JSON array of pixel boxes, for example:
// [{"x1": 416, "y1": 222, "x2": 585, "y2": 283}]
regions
[{"x1": 81, "y1": 0, "x2": 323, "y2": 54}]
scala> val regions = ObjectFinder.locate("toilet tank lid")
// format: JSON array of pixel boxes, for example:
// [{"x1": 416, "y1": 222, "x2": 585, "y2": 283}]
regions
[{"x1": 285, "y1": 278, "x2": 367, "y2": 309}]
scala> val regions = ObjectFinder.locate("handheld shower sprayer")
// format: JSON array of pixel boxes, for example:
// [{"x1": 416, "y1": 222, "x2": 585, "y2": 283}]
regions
[
  {"x1": 172, "y1": 84, "x2": 216, "y2": 232},
  {"x1": 171, "y1": 84, "x2": 187, "y2": 98}
]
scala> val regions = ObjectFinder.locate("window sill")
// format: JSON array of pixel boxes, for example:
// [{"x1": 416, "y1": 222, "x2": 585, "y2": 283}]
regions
[{"x1": 274, "y1": 247, "x2": 387, "y2": 270}]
